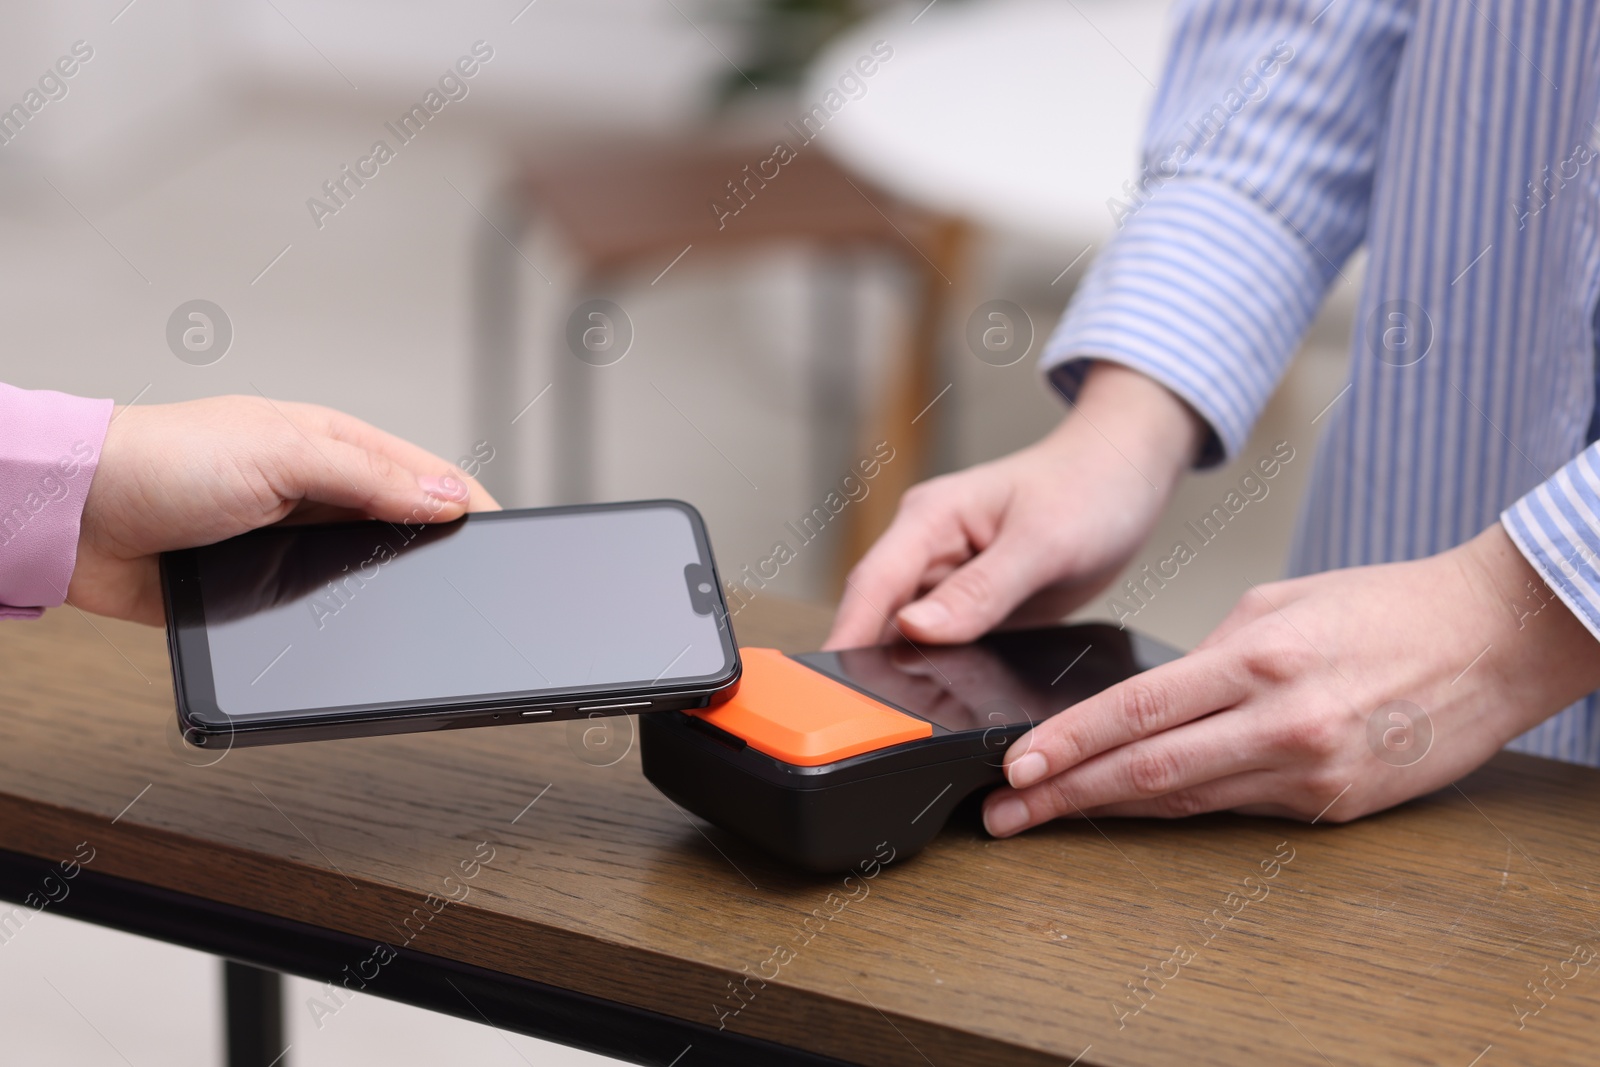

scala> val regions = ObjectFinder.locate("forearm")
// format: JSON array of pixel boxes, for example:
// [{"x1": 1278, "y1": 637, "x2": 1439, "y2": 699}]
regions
[{"x1": 1040, "y1": 0, "x2": 1413, "y2": 468}]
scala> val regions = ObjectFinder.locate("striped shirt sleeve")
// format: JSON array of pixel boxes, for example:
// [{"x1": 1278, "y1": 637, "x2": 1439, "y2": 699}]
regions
[
  {"x1": 1503, "y1": 446, "x2": 1600, "y2": 641},
  {"x1": 1041, "y1": 0, "x2": 1415, "y2": 465}
]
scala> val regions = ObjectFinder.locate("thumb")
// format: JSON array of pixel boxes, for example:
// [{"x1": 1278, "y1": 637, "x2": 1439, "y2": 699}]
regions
[{"x1": 894, "y1": 537, "x2": 1041, "y2": 643}]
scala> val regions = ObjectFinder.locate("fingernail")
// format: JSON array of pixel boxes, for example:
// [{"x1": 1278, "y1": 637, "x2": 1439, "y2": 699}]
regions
[
  {"x1": 1007, "y1": 751, "x2": 1048, "y2": 789},
  {"x1": 984, "y1": 797, "x2": 1029, "y2": 837},
  {"x1": 898, "y1": 599, "x2": 948, "y2": 631},
  {"x1": 418, "y1": 474, "x2": 467, "y2": 502}
]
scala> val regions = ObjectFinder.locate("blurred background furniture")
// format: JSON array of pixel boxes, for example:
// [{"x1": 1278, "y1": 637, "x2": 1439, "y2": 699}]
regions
[{"x1": 474, "y1": 142, "x2": 965, "y2": 590}]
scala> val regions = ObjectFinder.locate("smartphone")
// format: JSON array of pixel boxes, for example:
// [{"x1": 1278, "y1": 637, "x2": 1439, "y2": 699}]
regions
[{"x1": 161, "y1": 500, "x2": 741, "y2": 748}]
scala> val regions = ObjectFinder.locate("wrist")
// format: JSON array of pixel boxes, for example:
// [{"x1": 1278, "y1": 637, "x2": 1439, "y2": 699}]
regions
[
  {"x1": 1462, "y1": 523, "x2": 1564, "y2": 631},
  {"x1": 1044, "y1": 362, "x2": 1205, "y2": 492},
  {"x1": 1459, "y1": 522, "x2": 1600, "y2": 723}
]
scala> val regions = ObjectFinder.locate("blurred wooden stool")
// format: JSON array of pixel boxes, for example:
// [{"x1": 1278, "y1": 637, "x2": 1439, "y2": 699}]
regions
[{"x1": 471, "y1": 140, "x2": 966, "y2": 592}]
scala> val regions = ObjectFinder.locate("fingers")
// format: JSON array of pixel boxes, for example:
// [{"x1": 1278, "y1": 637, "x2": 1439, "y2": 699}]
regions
[
  {"x1": 828, "y1": 478, "x2": 1056, "y2": 649},
  {"x1": 1070, "y1": 771, "x2": 1278, "y2": 820},
  {"x1": 297, "y1": 404, "x2": 501, "y2": 511},
  {"x1": 272, "y1": 436, "x2": 470, "y2": 525},
  {"x1": 827, "y1": 577, "x2": 912, "y2": 651},
  {"x1": 983, "y1": 709, "x2": 1272, "y2": 835},
  {"x1": 893, "y1": 530, "x2": 1046, "y2": 644},
  {"x1": 1002, "y1": 648, "x2": 1250, "y2": 790},
  {"x1": 826, "y1": 492, "x2": 975, "y2": 649}
]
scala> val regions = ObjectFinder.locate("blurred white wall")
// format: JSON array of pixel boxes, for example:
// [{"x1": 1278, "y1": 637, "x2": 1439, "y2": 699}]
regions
[{"x1": 0, "y1": 0, "x2": 737, "y2": 186}]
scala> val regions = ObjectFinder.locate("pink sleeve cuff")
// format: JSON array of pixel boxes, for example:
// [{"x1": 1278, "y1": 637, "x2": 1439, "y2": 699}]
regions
[{"x1": 0, "y1": 384, "x2": 114, "y2": 618}]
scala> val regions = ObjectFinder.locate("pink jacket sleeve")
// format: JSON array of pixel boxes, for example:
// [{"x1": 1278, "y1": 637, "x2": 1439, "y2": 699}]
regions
[{"x1": 0, "y1": 384, "x2": 114, "y2": 618}]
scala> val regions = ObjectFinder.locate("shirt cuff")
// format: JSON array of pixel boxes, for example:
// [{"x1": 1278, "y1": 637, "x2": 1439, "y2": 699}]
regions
[
  {"x1": 0, "y1": 384, "x2": 114, "y2": 617},
  {"x1": 1502, "y1": 445, "x2": 1600, "y2": 642},
  {"x1": 1040, "y1": 177, "x2": 1327, "y2": 467}
]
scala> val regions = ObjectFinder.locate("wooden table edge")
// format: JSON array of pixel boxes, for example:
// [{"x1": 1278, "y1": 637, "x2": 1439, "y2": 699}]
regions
[{"x1": 0, "y1": 791, "x2": 1079, "y2": 1067}]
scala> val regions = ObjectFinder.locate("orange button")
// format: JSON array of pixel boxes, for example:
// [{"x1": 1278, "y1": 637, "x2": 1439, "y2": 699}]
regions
[{"x1": 693, "y1": 647, "x2": 932, "y2": 766}]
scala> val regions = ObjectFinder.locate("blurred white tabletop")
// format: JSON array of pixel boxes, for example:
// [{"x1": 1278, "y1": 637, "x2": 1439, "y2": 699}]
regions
[{"x1": 805, "y1": 0, "x2": 1174, "y2": 242}]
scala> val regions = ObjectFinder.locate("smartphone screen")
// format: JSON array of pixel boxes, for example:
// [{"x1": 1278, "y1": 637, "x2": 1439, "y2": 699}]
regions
[
  {"x1": 794, "y1": 624, "x2": 1180, "y2": 734},
  {"x1": 170, "y1": 501, "x2": 737, "y2": 725}
]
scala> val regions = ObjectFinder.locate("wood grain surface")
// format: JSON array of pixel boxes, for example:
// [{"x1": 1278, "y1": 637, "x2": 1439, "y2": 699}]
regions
[{"x1": 3, "y1": 597, "x2": 1600, "y2": 1066}]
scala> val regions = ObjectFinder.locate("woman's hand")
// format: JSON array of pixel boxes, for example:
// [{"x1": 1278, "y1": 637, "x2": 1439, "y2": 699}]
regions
[
  {"x1": 69, "y1": 396, "x2": 498, "y2": 625},
  {"x1": 982, "y1": 523, "x2": 1600, "y2": 835},
  {"x1": 825, "y1": 364, "x2": 1204, "y2": 649}
]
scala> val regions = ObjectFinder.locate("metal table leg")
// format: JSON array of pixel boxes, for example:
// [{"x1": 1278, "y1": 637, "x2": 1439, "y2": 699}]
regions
[{"x1": 224, "y1": 960, "x2": 287, "y2": 1067}]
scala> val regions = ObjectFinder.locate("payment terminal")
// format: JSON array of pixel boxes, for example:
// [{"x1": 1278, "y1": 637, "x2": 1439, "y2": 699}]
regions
[{"x1": 640, "y1": 623, "x2": 1180, "y2": 871}]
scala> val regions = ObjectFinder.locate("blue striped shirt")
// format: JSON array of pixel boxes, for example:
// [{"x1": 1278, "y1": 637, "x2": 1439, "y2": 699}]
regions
[{"x1": 1041, "y1": 0, "x2": 1600, "y2": 764}]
